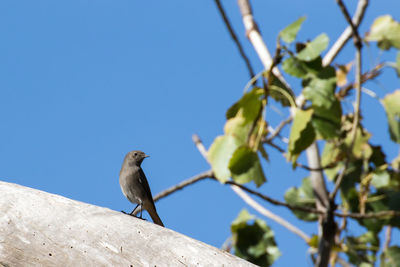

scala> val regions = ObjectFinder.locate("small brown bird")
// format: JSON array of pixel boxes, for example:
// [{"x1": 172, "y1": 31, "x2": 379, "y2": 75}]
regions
[{"x1": 119, "y1": 150, "x2": 164, "y2": 227}]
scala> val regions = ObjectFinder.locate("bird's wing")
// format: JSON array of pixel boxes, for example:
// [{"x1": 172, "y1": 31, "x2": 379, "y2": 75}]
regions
[{"x1": 138, "y1": 168, "x2": 156, "y2": 206}]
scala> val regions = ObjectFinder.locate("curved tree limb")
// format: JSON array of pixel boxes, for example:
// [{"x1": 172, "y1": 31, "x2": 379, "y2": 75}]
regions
[{"x1": 231, "y1": 184, "x2": 311, "y2": 243}]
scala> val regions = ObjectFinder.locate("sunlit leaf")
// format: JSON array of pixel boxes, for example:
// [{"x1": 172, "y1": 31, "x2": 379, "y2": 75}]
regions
[
  {"x1": 366, "y1": 15, "x2": 400, "y2": 50},
  {"x1": 208, "y1": 135, "x2": 241, "y2": 183},
  {"x1": 296, "y1": 33, "x2": 329, "y2": 61},
  {"x1": 280, "y1": 16, "x2": 306, "y2": 44},
  {"x1": 229, "y1": 146, "x2": 266, "y2": 187},
  {"x1": 381, "y1": 90, "x2": 400, "y2": 143},
  {"x1": 224, "y1": 115, "x2": 252, "y2": 143},
  {"x1": 371, "y1": 170, "x2": 390, "y2": 189},
  {"x1": 336, "y1": 62, "x2": 353, "y2": 86},
  {"x1": 288, "y1": 109, "x2": 316, "y2": 160},
  {"x1": 226, "y1": 87, "x2": 263, "y2": 121},
  {"x1": 346, "y1": 126, "x2": 373, "y2": 160},
  {"x1": 231, "y1": 209, "x2": 281, "y2": 267}
]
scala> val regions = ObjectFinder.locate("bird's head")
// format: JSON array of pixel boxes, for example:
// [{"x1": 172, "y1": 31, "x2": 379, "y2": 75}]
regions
[{"x1": 125, "y1": 150, "x2": 150, "y2": 166}]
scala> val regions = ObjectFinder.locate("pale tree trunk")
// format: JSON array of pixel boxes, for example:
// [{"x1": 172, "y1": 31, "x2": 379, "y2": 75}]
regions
[{"x1": 0, "y1": 181, "x2": 254, "y2": 267}]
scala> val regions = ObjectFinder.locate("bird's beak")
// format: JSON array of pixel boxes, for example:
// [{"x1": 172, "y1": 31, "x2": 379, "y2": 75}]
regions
[{"x1": 144, "y1": 154, "x2": 150, "y2": 158}]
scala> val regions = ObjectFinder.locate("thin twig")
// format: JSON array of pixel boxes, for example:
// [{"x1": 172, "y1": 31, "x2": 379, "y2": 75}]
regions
[
  {"x1": 214, "y1": 0, "x2": 256, "y2": 79},
  {"x1": 192, "y1": 133, "x2": 310, "y2": 242},
  {"x1": 336, "y1": 257, "x2": 354, "y2": 267},
  {"x1": 149, "y1": 167, "x2": 400, "y2": 220},
  {"x1": 337, "y1": 210, "x2": 400, "y2": 219},
  {"x1": 231, "y1": 184, "x2": 311, "y2": 243},
  {"x1": 225, "y1": 180, "x2": 323, "y2": 215},
  {"x1": 153, "y1": 170, "x2": 214, "y2": 202},
  {"x1": 336, "y1": 63, "x2": 383, "y2": 99},
  {"x1": 330, "y1": 0, "x2": 364, "y2": 201},
  {"x1": 383, "y1": 226, "x2": 392, "y2": 250},
  {"x1": 264, "y1": 116, "x2": 292, "y2": 143},
  {"x1": 192, "y1": 134, "x2": 209, "y2": 161},
  {"x1": 322, "y1": 0, "x2": 368, "y2": 66},
  {"x1": 264, "y1": 140, "x2": 286, "y2": 153},
  {"x1": 335, "y1": 0, "x2": 363, "y2": 48}
]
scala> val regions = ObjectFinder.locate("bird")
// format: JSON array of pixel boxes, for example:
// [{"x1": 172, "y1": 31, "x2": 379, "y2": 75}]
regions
[{"x1": 119, "y1": 150, "x2": 164, "y2": 227}]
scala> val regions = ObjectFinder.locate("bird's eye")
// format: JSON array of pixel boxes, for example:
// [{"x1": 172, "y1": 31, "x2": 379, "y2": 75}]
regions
[{"x1": 134, "y1": 152, "x2": 137, "y2": 156}]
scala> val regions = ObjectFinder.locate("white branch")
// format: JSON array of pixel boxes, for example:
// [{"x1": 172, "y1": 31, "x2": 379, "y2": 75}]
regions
[{"x1": 231, "y1": 184, "x2": 311, "y2": 243}]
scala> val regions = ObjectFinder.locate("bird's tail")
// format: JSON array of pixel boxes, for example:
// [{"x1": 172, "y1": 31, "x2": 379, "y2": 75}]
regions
[{"x1": 145, "y1": 203, "x2": 164, "y2": 227}]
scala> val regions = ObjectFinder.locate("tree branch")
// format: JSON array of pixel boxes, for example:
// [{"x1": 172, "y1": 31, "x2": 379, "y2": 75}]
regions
[
  {"x1": 214, "y1": 0, "x2": 256, "y2": 80},
  {"x1": 236, "y1": 0, "x2": 290, "y2": 89},
  {"x1": 383, "y1": 226, "x2": 392, "y2": 250},
  {"x1": 230, "y1": 184, "x2": 311, "y2": 243},
  {"x1": 322, "y1": 0, "x2": 368, "y2": 66},
  {"x1": 153, "y1": 170, "x2": 214, "y2": 202},
  {"x1": 336, "y1": 63, "x2": 383, "y2": 99},
  {"x1": 263, "y1": 116, "x2": 292, "y2": 143},
  {"x1": 330, "y1": 0, "x2": 364, "y2": 201}
]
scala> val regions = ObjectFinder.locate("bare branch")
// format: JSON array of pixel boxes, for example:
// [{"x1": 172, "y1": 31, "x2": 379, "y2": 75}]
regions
[
  {"x1": 335, "y1": 0, "x2": 363, "y2": 48},
  {"x1": 192, "y1": 134, "x2": 209, "y2": 161},
  {"x1": 383, "y1": 226, "x2": 392, "y2": 250},
  {"x1": 306, "y1": 143, "x2": 330, "y2": 209},
  {"x1": 264, "y1": 116, "x2": 292, "y2": 143},
  {"x1": 214, "y1": 0, "x2": 256, "y2": 79},
  {"x1": 330, "y1": 0, "x2": 364, "y2": 201},
  {"x1": 336, "y1": 210, "x2": 400, "y2": 219},
  {"x1": 230, "y1": 184, "x2": 311, "y2": 243},
  {"x1": 322, "y1": 0, "x2": 368, "y2": 66},
  {"x1": 336, "y1": 257, "x2": 354, "y2": 267},
  {"x1": 237, "y1": 0, "x2": 290, "y2": 89},
  {"x1": 337, "y1": 63, "x2": 383, "y2": 99},
  {"x1": 153, "y1": 170, "x2": 214, "y2": 202}
]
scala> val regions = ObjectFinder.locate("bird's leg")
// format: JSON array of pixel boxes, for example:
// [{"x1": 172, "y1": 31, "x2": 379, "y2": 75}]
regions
[{"x1": 129, "y1": 204, "x2": 140, "y2": 216}]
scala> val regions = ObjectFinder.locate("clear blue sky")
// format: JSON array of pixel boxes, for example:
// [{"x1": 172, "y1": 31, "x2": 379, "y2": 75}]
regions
[{"x1": 0, "y1": 1, "x2": 399, "y2": 266}]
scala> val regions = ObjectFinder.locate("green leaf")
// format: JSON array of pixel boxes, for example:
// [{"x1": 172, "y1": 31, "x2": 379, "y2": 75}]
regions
[
  {"x1": 280, "y1": 16, "x2": 306, "y2": 44},
  {"x1": 296, "y1": 33, "x2": 329, "y2": 61},
  {"x1": 208, "y1": 135, "x2": 241, "y2": 183},
  {"x1": 371, "y1": 170, "x2": 390, "y2": 189},
  {"x1": 321, "y1": 142, "x2": 344, "y2": 180},
  {"x1": 284, "y1": 177, "x2": 318, "y2": 221},
  {"x1": 311, "y1": 99, "x2": 342, "y2": 139},
  {"x1": 282, "y1": 57, "x2": 308, "y2": 78},
  {"x1": 345, "y1": 231, "x2": 379, "y2": 266},
  {"x1": 282, "y1": 56, "x2": 323, "y2": 79},
  {"x1": 224, "y1": 115, "x2": 253, "y2": 143},
  {"x1": 229, "y1": 146, "x2": 266, "y2": 187},
  {"x1": 226, "y1": 87, "x2": 263, "y2": 121},
  {"x1": 381, "y1": 246, "x2": 400, "y2": 267},
  {"x1": 303, "y1": 66, "x2": 337, "y2": 109},
  {"x1": 381, "y1": 90, "x2": 400, "y2": 143},
  {"x1": 288, "y1": 109, "x2": 316, "y2": 160},
  {"x1": 231, "y1": 209, "x2": 281, "y2": 267},
  {"x1": 366, "y1": 15, "x2": 400, "y2": 50}
]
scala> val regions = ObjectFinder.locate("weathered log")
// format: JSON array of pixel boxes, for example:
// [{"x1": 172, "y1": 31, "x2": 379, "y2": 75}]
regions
[{"x1": 0, "y1": 181, "x2": 254, "y2": 267}]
